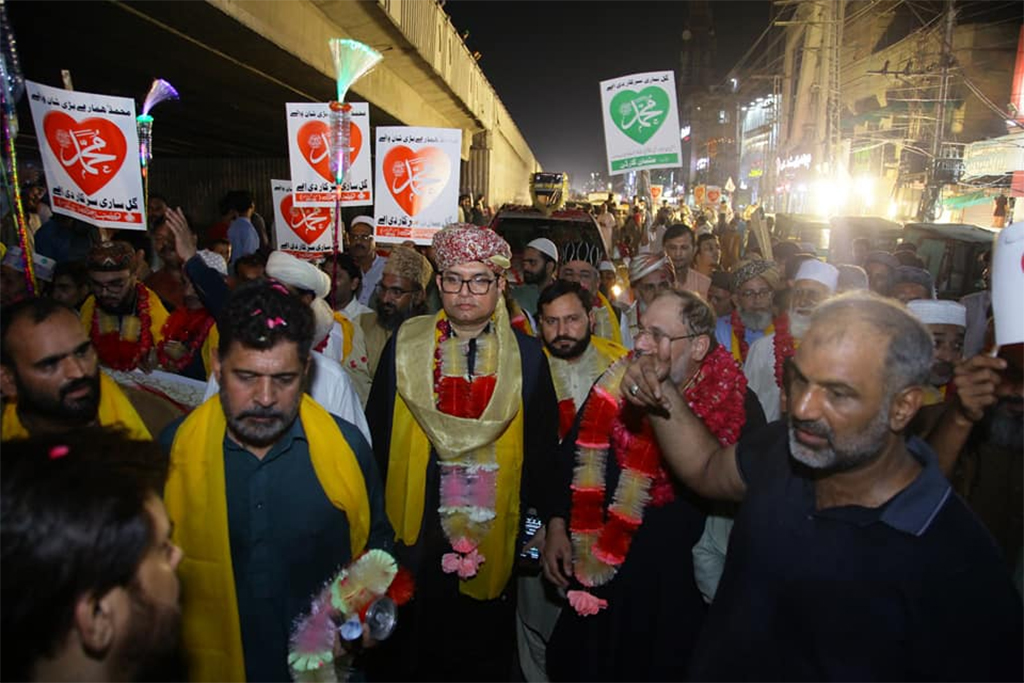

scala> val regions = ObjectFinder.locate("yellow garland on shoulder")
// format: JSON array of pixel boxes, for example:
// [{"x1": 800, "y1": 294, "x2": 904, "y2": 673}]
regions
[
  {"x1": 166, "y1": 395, "x2": 369, "y2": 682},
  {"x1": 592, "y1": 292, "x2": 622, "y2": 344},
  {"x1": 79, "y1": 286, "x2": 170, "y2": 346},
  {"x1": 1, "y1": 372, "x2": 151, "y2": 441},
  {"x1": 385, "y1": 302, "x2": 525, "y2": 600},
  {"x1": 332, "y1": 311, "x2": 355, "y2": 361}
]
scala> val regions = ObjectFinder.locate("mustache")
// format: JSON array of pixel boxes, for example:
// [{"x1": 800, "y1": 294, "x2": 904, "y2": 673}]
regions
[
  {"x1": 552, "y1": 336, "x2": 582, "y2": 345},
  {"x1": 59, "y1": 376, "x2": 96, "y2": 400},
  {"x1": 792, "y1": 418, "x2": 832, "y2": 441},
  {"x1": 237, "y1": 408, "x2": 286, "y2": 421}
]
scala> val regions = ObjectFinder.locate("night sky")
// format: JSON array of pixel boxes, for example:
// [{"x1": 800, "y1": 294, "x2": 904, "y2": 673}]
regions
[{"x1": 443, "y1": 0, "x2": 770, "y2": 185}]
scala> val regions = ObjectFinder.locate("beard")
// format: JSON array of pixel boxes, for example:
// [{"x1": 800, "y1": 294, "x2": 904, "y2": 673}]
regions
[
  {"x1": 788, "y1": 310, "x2": 812, "y2": 338},
  {"x1": 546, "y1": 329, "x2": 591, "y2": 360},
  {"x1": 118, "y1": 582, "x2": 183, "y2": 682},
  {"x1": 985, "y1": 399, "x2": 1024, "y2": 450},
  {"x1": 16, "y1": 371, "x2": 101, "y2": 424},
  {"x1": 523, "y1": 268, "x2": 548, "y2": 286},
  {"x1": 377, "y1": 301, "x2": 415, "y2": 331},
  {"x1": 221, "y1": 396, "x2": 300, "y2": 449},
  {"x1": 788, "y1": 398, "x2": 891, "y2": 472},
  {"x1": 739, "y1": 308, "x2": 773, "y2": 332}
]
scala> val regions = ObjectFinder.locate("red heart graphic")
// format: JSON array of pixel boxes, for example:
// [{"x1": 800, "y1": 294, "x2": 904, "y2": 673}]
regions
[
  {"x1": 382, "y1": 145, "x2": 451, "y2": 217},
  {"x1": 280, "y1": 193, "x2": 333, "y2": 246},
  {"x1": 42, "y1": 111, "x2": 127, "y2": 196},
  {"x1": 297, "y1": 120, "x2": 363, "y2": 184}
]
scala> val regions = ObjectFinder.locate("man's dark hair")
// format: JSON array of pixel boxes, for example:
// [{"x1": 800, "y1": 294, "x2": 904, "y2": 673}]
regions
[
  {"x1": 114, "y1": 229, "x2": 153, "y2": 264},
  {"x1": 0, "y1": 428, "x2": 169, "y2": 681},
  {"x1": 321, "y1": 253, "x2": 362, "y2": 286},
  {"x1": 696, "y1": 233, "x2": 718, "y2": 251},
  {"x1": 1, "y1": 297, "x2": 78, "y2": 367},
  {"x1": 207, "y1": 238, "x2": 231, "y2": 250},
  {"x1": 537, "y1": 279, "x2": 593, "y2": 319},
  {"x1": 773, "y1": 241, "x2": 801, "y2": 263},
  {"x1": 223, "y1": 190, "x2": 254, "y2": 215},
  {"x1": 234, "y1": 253, "x2": 266, "y2": 271},
  {"x1": 663, "y1": 223, "x2": 694, "y2": 244},
  {"x1": 656, "y1": 288, "x2": 718, "y2": 350},
  {"x1": 217, "y1": 280, "x2": 315, "y2": 363},
  {"x1": 52, "y1": 260, "x2": 89, "y2": 288},
  {"x1": 148, "y1": 193, "x2": 169, "y2": 206}
]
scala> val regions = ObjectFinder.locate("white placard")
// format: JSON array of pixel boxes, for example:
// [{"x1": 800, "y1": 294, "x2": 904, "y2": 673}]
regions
[
  {"x1": 26, "y1": 80, "x2": 146, "y2": 230},
  {"x1": 991, "y1": 220, "x2": 1024, "y2": 347},
  {"x1": 285, "y1": 102, "x2": 372, "y2": 207},
  {"x1": 599, "y1": 71, "x2": 682, "y2": 176},
  {"x1": 373, "y1": 126, "x2": 461, "y2": 245},
  {"x1": 271, "y1": 179, "x2": 337, "y2": 259}
]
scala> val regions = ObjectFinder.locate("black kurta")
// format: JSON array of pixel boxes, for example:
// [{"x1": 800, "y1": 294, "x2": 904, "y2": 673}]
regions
[
  {"x1": 543, "y1": 387, "x2": 766, "y2": 682},
  {"x1": 364, "y1": 321, "x2": 559, "y2": 681}
]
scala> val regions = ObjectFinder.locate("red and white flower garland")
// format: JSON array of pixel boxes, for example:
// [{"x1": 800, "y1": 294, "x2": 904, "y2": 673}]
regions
[
  {"x1": 567, "y1": 346, "x2": 748, "y2": 615},
  {"x1": 90, "y1": 283, "x2": 154, "y2": 371}
]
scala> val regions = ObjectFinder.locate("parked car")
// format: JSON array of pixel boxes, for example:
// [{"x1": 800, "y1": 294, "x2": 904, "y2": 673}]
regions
[
  {"x1": 901, "y1": 222, "x2": 998, "y2": 299},
  {"x1": 489, "y1": 204, "x2": 606, "y2": 286}
]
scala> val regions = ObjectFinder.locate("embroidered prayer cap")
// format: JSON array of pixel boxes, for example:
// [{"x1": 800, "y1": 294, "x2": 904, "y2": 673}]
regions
[
  {"x1": 794, "y1": 259, "x2": 839, "y2": 293},
  {"x1": 560, "y1": 240, "x2": 601, "y2": 268},
  {"x1": 266, "y1": 250, "x2": 331, "y2": 299},
  {"x1": 197, "y1": 249, "x2": 228, "y2": 277},
  {"x1": 86, "y1": 241, "x2": 135, "y2": 273},
  {"x1": 864, "y1": 250, "x2": 900, "y2": 270},
  {"x1": 628, "y1": 252, "x2": 674, "y2": 284},
  {"x1": 894, "y1": 265, "x2": 935, "y2": 296},
  {"x1": 432, "y1": 223, "x2": 512, "y2": 273},
  {"x1": 383, "y1": 246, "x2": 433, "y2": 290},
  {"x1": 526, "y1": 238, "x2": 558, "y2": 264},
  {"x1": 731, "y1": 258, "x2": 781, "y2": 293},
  {"x1": 1, "y1": 246, "x2": 57, "y2": 282},
  {"x1": 350, "y1": 215, "x2": 375, "y2": 231},
  {"x1": 907, "y1": 299, "x2": 966, "y2": 328}
]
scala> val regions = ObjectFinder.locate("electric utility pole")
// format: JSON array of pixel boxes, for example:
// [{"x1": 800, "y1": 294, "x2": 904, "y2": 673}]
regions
[{"x1": 918, "y1": 0, "x2": 956, "y2": 222}]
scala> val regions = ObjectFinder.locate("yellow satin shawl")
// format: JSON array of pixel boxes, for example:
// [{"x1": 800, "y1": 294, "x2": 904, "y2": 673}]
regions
[
  {"x1": 333, "y1": 311, "x2": 355, "y2": 360},
  {"x1": 385, "y1": 302, "x2": 525, "y2": 600},
  {"x1": 730, "y1": 321, "x2": 775, "y2": 362},
  {"x1": 595, "y1": 291, "x2": 622, "y2": 344},
  {"x1": 79, "y1": 284, "x2": 170, "y2": 344},
  {"x1": 165, "y1": 395, "x2": 370, "y2": 681},
  {"x1": 1, "y1": 372, "x2": 151, "y2": 441}
]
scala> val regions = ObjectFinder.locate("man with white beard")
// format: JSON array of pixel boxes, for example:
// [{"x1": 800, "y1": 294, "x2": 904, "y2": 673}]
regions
[
  {"x1": 714, "y1": 259, "x2": 783, "y2": 364},
  {"x1": 744, "y1": 260, "x2": 838, "y2": 422}
]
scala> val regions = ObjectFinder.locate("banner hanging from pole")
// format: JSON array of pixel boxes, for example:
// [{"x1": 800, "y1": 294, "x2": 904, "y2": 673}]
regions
[
  {"x1": 373, "y1": 126, "x2": 461, "y2": 245},
  {"x1": 271, "y1": 179, "x2": 336, "y2": 259},
  {"x1": 286, "y1": 102, "x2": 372, "y2": 208},
  {"x1": 599, "y1": 70, "x2": 682, "y2": 176},
  {"x1": 26, "y1": 80, "x2": 146, "y2": 230}
]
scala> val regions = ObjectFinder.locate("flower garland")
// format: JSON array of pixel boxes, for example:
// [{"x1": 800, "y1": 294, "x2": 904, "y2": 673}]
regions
[
  {"x1": 772, "y1": 313, "x2": 796, "y2": 389},
  {"x1": 568, "y1": 346, "x2": 747, "y2": 615},
  {"x1": 156, "y1": 308, "x2": 214, "y2": 372},
  {"x1": 90, "y1": 283, "x2": 154, "y2": 371},
  {"x1": 547, "y1": 345, "x2": 610, "y2": 441},
  {"x1": 433, "y1": 315, "x2": 499, "y2": 579}
]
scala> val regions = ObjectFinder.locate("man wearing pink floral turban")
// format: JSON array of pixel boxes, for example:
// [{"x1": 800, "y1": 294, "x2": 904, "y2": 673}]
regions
[{"x1": 365, "y1": 223, "x2": 559, "y2": 681}]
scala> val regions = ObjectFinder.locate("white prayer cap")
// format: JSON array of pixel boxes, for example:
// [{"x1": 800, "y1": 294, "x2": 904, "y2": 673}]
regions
[
  {"x1": 794, "y1": 259, "x2": 839, "y2": 292},
  {"x1": 599, "y1": 260, "x2": 616, "y2": 273},
  {"x1": 526, "y1": 237, "x2": 558, "y2": 263},
  {"x1": 907, "y1": 299, "x2": 966, "y2": 328},
  {"x1": 350, "y1": 216, "x2": 375, "y2": 230},
  {"x1": 197, "y1": 249, "x2": 228, "y2": 276},
  {"x1": 266, "y1": 251, "x2": 331, "y2": 299},
  {"x1": 1, "y1": 246, "x2": 56, "y2": 282}
]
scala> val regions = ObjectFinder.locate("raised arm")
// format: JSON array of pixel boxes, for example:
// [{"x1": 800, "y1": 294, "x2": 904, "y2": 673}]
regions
[{"x1": 622, "y1": 349, "x2": 747, "y2": 502}]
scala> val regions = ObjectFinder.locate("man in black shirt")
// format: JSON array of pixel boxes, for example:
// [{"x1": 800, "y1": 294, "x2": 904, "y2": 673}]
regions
[{"x1": 622, "y1": 291, "x2": 1022, "y2": 681}]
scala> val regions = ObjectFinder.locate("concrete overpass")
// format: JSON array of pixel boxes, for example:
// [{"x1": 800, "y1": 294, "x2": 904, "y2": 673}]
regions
[{"x1": 9, "y1": 0, "x2": 540, "y2": 224}]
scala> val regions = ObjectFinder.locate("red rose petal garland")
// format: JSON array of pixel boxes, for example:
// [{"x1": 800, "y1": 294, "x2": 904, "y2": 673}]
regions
[
  {"x1": 772, "y1": 313, "x2": 797, "y2": 389},
  {"x1": 156, "y1": 308, "x2": 214, "y2": 372},
  {"x1": 568, "y1": 346, "x2": 747, "y2": 614},
  {"x1": 90, "y1": 283, "x2": 154, "y2": 371}
]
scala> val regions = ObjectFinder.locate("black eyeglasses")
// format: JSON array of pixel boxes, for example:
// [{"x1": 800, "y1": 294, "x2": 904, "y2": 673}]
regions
[
  {"x1": 635, "y1": 327, "x2": 700, "y2": 345},
  {"x1": 440, "y1": 274, "x2": 497, "y2": 294}
]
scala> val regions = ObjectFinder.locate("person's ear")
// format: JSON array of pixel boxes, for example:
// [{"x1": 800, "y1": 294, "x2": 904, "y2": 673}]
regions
[
  {"x1": 889, "y1": 385, "x2": 924, "y2": 432},
  {"x1": 0, "y1": 365, "x2": 17, "y2": 399},
  {"x1": 588, "y1": 309, "x2": 596, "y2": 333},
  {"x1": 498, "y1": 275, "x2": 507, "y2": 294},
  {"x1": 211, "y1": 351, "x2": 223, "y2": 386},
  {"x1": 74, "y1": 590, "x2": 119, "y2": 655}
]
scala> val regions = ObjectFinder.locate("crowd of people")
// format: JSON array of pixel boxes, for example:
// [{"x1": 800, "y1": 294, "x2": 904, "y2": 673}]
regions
[{"x1": 1, "y1": 178, "x2": 1022, "y2": 682}]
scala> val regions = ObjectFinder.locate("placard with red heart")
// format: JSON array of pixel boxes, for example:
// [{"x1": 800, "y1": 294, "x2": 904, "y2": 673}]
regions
[
  {"x1": 296, "y1": 119, "x2": 363, "y2": 184},
  {"x1": 42, "y1": 111, "x2": 127, "y2": 196},
  {"x1": 279, "y1": 193, "x2": 333, "y2": 246},
  {"x1": 382, "y1": 145, "x2": 451, "y2": 217}
]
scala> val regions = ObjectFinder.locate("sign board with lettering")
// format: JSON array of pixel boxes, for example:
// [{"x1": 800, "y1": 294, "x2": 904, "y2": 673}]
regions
[
  {"x1": 271, "y1": 179, "x2": 336, "y2": 259},
  {"x1": 26, "y1": 80, "x2": 146, "y2": 230},
  {"x1": 599, "y1": 70, "x2": 682, "y2": 175},
  {"x1": 372, "y1": 126, "x2": 462, "y2": 245},
  {"x1": 286, "y1": 102, "x2": 373, "y2": 207}
]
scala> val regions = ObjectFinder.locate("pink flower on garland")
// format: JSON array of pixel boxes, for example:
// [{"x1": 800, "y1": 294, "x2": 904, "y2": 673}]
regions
[{"x1": 567, "y1": 590, "x2": 608, "y2": 617}]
